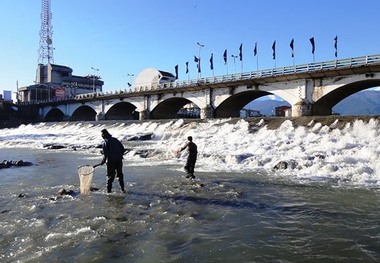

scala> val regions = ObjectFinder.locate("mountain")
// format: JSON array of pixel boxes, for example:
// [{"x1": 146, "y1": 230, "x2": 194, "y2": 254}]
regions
[
  {"x1": 245, "y1": 90, "x2": 380, "y2": 116},
  {"x1": 333, "y1": 90, "x2": 380, "y2": 115},
  {"x1": 245, "y1": 100, "x2": 290, "y2": 116}
]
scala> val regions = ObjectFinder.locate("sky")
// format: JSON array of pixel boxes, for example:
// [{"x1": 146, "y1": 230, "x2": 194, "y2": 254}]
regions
[{"x1": 1, "y1": 0, "x2": 380, "y2": 94}]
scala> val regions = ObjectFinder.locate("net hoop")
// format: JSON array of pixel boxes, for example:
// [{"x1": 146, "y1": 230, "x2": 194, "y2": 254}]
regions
[
  {"x1": 78, "y1": 165, "x2": 94, "y2": 176},
  {"x1": 78, "y1": 165, "x2": 94, "y2": 194}
]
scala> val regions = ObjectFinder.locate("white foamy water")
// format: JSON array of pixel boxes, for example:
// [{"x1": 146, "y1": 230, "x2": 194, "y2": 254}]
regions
[{"x1": 1, "y1": 118, "x2": 379, "y2": 188}]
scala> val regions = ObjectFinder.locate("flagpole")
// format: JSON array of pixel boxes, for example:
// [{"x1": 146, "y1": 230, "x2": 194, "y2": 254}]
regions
[
  {"x1": 309, "y1": 37, "x2": 315, "y2": 63},
  {"x1": 186, "y1": 62, "x2": 189, "y2": 82},
  {"x1": 231, "y1": 55, "x2": 238, "y2": 73},
  {"x1": 239, "y1": 43, "x2": 243, "y2": 73},
  {"x1": 254, "y1": 42, "x2": 259, "y2": 71},
  {"x1": 210, "y1": 53, "x2": 214, "y2": 77},
  {"x1": 223, "y1": 49, "x2": 228, "y2": 75},
  {"x1": 334, "y1": 35, "x2": 338, "y2": 68},
  {"x1": 197, "y1": 42, "x2": 204, "y2": 79},
  {"x1": 290, "y1": 39, "x2": 295, "y2": 67},
  {"x1": 293, "y1": 52, "x2": 295, "y2": 67},
  {"x1": 272, "y1": 40, "x2": 276, "y2": 68},
  {"x1": 256, "y1": 54, "x2": 259, "y2": 71},
  {"x1": 292, "y1": 45, "x2": 295, "y2": 67}
]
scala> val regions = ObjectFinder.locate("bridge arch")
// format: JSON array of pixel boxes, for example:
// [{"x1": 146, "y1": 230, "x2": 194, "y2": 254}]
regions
[
  {"x1": 71, "y1": 105, "x2": 97, "y2": 121},
  {"x1": 215, "y1": 90, "x2": 272, "y2": 118},
  {"x1": 150, "y1": 97, "x2": 199, "y2": 119},
  {"x1": 105, "y1": 101, "x2": 138, "y2": 120},
  {"x1": 45, "y1": 108, "x2": 65, "y2": 121},
  {"x1": 313, "y1": 78, "x2": 380, "y2": 115}
]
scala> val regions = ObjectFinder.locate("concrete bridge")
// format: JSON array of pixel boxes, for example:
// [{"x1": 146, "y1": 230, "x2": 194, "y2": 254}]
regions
[{"x1": 36, "y1": 54, "x2": 380, "y2": 121}]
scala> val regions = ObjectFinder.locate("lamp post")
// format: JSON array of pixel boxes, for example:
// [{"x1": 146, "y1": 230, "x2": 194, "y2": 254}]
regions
[
  {"x1": 196, "y1": 42, "x2": 204, "y2": 78},
  {"x1": 91, "y1": 67, "x2": 99, "y2": 93},
  {"x1": 231, "y1": 55, "x2": 238, "y2": 73},
  {"x1": 127, "y1": 73, "x2": 134, "y2": 87}
]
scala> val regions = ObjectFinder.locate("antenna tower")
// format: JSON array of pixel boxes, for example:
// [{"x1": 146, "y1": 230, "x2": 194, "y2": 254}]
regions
[{"x1": 38, "y1": 0, "x2": 54, "y2": 65}]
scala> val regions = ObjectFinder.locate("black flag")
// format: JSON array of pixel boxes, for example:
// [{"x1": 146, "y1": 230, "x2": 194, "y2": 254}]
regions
[
  {"x1": 254, "y1": 42, "x2": 257, "y2": 56},
  {"x1": 175, "y1": 65, "x2": 178, "y2": 79},
  {"x1": 334, "y1": 35, "x2": 338, "y2": 58},
  {"x1": 310, "y1": 37, "x2": 315, "y2": 54},
  {"x1": 185, "y1": 62, "x2": 189, "y2": 74},
  {"x1": 272, "y1": 41, "x2": 276, "y2": 60},
  {"x1": 194, "y1": 56, "x2": 201, "y2": 73},
  {"x1": 239, "y1": 43, "x2": 243, "y2": 61},
  {"x1": 210, "y1": 53, "x2": 214, "y2": 70},
  {"x1": 223, "y1": 49, "x2": 227, "y2": 65},
  {"x1": 290, "y1": 38, "x2": 294, "y2": 58}
]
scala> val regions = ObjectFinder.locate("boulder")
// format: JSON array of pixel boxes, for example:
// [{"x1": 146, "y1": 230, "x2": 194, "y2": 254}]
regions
[{"x1": 0, "y1": 160, "x2": 33, "y2": 169}]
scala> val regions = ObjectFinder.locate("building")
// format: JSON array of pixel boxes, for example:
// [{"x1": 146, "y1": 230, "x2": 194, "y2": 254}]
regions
[
  {"x1": 17, "y1": 64, "x2": 104, "y2": 103},
  {"x1": 275, "y1": 105, "x2": 292, "y2": 116},
  {"x1": 134, "y1": 68, "x2": 176, "y2": 90},
  {"x1": 177, "y1": 103, "x2": 201, "y2": 118},
  {"x1": 240, "y1": 108, "x2": 262, "y2": 118}
]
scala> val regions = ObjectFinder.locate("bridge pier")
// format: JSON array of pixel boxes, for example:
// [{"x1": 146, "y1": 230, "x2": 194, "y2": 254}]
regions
[
  {"x1": 96, "y1": 112, "x2": 105, "y2": 121},
  {"x1": 291, "y1": 100, "x2": 313, "y2": 117},
  {"x1": 200, "y1": 105, "x2": 214, "y2": 119},
  {"x1": 139, "y1": 110, "x2": 150, "y2": 120}
]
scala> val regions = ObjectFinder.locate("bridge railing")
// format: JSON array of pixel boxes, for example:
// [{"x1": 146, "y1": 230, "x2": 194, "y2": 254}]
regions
[{"x1": 155, "y1": 54, "x2": 380, "y2": 90}]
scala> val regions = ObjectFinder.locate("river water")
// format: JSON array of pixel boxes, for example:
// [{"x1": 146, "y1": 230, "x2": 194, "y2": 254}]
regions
[{"x1": 0, "y1": 119, "x2": 379, "y2": 262}]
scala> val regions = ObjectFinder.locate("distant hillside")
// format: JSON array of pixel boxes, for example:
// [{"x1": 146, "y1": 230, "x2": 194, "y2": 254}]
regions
[
  {"x1": 245, "y1": 100, "x2": 290, "y2": 116},
  {"x1": 333, "y1": 90, "x2": 380, "y2": 115},
  {"x1": 245, "y1": 90, "x2": 380, "y2": 116}
]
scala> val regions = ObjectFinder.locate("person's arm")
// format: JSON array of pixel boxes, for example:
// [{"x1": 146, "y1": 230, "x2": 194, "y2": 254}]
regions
[
  {"x1": 176, "y1": 143, "x2": 189, "y2": 155},
  {"x1": 100, "y1": 141, "x2": 108, "y2": 165},
  {"x1": 119, "y1": 140, "x2": 125, "y2": 155},
  {"x1": 179, "y1": 142, "x2": 189, "y2": 152},
  {"x1": 174, "y1": 142, "x2": 187, "y2": 156}
]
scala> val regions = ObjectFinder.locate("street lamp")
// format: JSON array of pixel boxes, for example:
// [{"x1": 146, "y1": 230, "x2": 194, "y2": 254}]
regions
[
  {"x1": 127, "y1": 73, "x2": 134, "y2": 87},
  {"x1": 231, "y1": 55, "x2": 238, "y2": 73},
  {"x1": 91, "y1": 67, "x2": 99, "y2": 93},
  {"x1": 196, "y1": 42, "x2": 204, "y2": 78}
]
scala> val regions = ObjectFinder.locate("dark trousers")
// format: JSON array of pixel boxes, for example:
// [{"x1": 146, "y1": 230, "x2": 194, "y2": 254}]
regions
[
  {"x1": 106, "y1": 160, "x2": 125, "y2": 192},
  {"x1": 184, "y1": 157, "x2": 196, "y2": 176}
]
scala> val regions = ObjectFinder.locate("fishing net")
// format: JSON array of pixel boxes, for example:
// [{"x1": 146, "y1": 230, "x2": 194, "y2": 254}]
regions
[{"x1": 78, "y1": 165, "x2": 94, "y2": 194}]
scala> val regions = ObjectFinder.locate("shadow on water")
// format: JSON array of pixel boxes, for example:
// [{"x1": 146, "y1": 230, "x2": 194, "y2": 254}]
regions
[{"x1": 126, "y1": 189, "x2": 338, "y2": 219}]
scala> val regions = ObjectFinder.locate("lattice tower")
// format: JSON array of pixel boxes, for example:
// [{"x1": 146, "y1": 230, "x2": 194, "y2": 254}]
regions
[{"x1": 38, "y1": 0, "x2": 54, "y2": 65}]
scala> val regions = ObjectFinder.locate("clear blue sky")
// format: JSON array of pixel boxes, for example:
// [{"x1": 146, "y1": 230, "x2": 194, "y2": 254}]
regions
[{"x1": 1, "y1": 0, "x2": 380, "y2": 93}]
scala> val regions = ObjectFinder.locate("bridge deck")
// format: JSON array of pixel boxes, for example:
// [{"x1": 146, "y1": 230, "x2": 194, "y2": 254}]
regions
[{"x1": 23, "y1": 54, "x2": 380, "y2": 104}]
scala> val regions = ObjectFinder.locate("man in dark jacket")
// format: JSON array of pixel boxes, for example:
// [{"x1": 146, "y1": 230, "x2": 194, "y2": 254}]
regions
[
  {"x1": 96, "y1": 129, "x2": 126, "y2": 193},
  {"x1": 178, "y1": 136, "x2": 198, "y2": 179}
]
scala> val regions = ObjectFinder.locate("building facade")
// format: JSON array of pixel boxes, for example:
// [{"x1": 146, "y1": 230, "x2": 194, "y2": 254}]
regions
[{"x1": 17, "y1": 64, "x2": 104, "y2": 103}]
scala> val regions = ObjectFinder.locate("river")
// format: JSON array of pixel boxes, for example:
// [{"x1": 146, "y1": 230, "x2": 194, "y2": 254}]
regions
[{"x1": 0, "y1": 118, "x2": 379, "y2": 262}]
